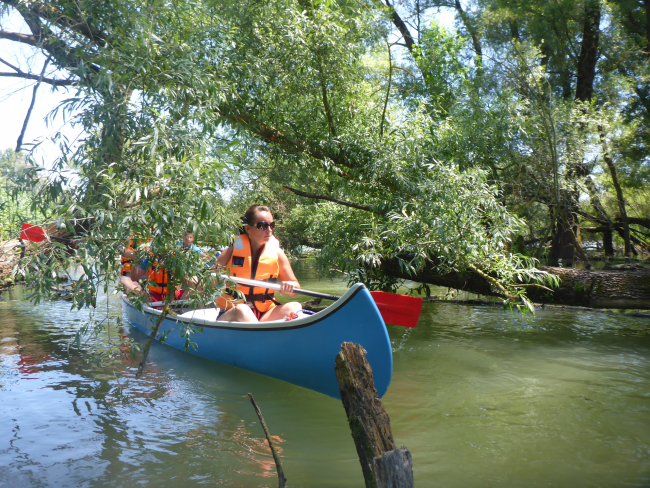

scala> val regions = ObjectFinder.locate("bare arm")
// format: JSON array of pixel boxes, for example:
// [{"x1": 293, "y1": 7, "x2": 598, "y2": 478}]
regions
[
  {"x1": 121, "y1": 248, "x2": 136, "y2": 259},
  {"x1": 130, "y1": 241, "x2": 151, "y2": 282},
  {"x1": 215, "y1": 245, "x2": 233, "y2": 267},
  {"x1": 130, "y1": 264, "x2": 147, "y2": 282},
  {"x1": 277, "y1": 249, "x2": 300, "y2": 295}
]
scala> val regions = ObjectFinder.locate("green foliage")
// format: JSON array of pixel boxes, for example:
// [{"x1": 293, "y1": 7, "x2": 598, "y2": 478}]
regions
[
  {"x1": 17, "y1": 0, "x2": 650, "y2": 322},
  {"x1": 0, "y1": 149, "x2": 46, "y2": 241},
  {"x1": 409, "y1": 21, "x2": 469, "y2": 114},
  {"x1": 17, "y1": 116, "x2": 238, "y2": 313}
]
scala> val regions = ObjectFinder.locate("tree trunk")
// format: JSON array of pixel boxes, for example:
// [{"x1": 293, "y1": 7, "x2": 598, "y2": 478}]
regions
[
  {"x1": 599, "y1": 128, "x2": 632, "y2": 258},
  {"x1": 454, "y1": 0, "x2": 483, "y2": 71},
  {"x1": 585, "y1": 176, "x2": 615, "y2": 259},
  {"x1": 549, "y1": 198, "x2": 581, "y2": 267},
  {"x1": 381, "y1": 258, "x2": 650, "y2": 309},
  {"x1": 549, "y1": 216, "x2": 576, "y2": 267},
  {"x1": 0, "y1": 239, "x2": 26, "y2": 289},
  {"x1": 603, "y1": 228, "x2": 614, "y2": 258},
  {"x1": 646, "y1": 0, "x2": 650, "y2": 50},
  {"x1": 575, "y1": 0, "x2": 601, "y2": 102},
  {"x1": 528, "y1": 266, "x2": 650, "y2": 308}
]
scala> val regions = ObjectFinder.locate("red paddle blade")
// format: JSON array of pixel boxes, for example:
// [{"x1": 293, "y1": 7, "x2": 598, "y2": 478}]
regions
[
  {"x1": 370, "y1": 291, "x2": 423, "y2": 328},
  {"x1": 21, "y1": 223, "x2": 46, "y2": 243}
]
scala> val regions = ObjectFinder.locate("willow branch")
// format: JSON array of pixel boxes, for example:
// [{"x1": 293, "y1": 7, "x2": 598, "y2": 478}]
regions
[
  {"x1": 136, "y1": 274, "x2": 176, "y2": 378},
  {"x1": 0, "y1": 30, "x2": 38, "y2": 46},
  {"x1": 16, "y1": 55, "x2": 51, "y2": 152},
  {"x1": 510, "y1": 283, "x2": 554, "y2": 292},
  {"x1": 0, "y1": 71, "x2": 73, "y2": 85},
  {"x1": 7, "y1": 4, "x2": 100, "y2": 75},
  {"x1": 212, "y1": 106, "x2": 400, "y2": 193},
  {"x1": 135, "y1": 301, "x2": 169, "y2": 378},
  {"x1": 320, "y1": 77, "x2": 336, "y2": 137},
  {"x1": 282, "y1": 186, "x2": 386, "y2": 215},
  {"x1": 380, "y1": 40, "x2": 392, "y2": 138},
  {"x1": 454, "y1": 0, "x2": 483, "y2": 63},
  {"x1": 467, "y1": 264, "x2": 513, "y2": 299},
  {"x1": 1, "y1": 0, "x2": 108, "y2": 43},
  {"x1": 384, "y1": 0, "x2": 415, "y2": 52}
]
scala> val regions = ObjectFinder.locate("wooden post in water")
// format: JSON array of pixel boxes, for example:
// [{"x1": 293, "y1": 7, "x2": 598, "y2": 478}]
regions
[{"x1": 335, "y1": 342, "x2": 414, "y2": 488}]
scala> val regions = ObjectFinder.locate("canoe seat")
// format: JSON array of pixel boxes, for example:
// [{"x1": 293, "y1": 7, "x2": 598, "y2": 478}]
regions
[{"x1": 177, "y1": 308, "x2": 222, "y2": 321}]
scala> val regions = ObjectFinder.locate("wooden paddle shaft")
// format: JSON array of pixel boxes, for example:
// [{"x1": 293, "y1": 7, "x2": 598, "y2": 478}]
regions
[{"x1": 221, "y1": 275, "x2": 341, "y2": 302}]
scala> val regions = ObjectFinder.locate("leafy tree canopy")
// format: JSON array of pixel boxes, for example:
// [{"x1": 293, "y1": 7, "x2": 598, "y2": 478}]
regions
[{"x1": 3, "y1": 0, "x2": 649, "y2": 320}]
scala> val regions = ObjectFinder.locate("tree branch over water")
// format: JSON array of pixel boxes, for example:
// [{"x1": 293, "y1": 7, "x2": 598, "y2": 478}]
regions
[
  {"x1": 282, "y1": 186, "x2": 385, "y2": 214},
  {"x1": 16, "y1": 55, "x2": 52, "y2": 152}
]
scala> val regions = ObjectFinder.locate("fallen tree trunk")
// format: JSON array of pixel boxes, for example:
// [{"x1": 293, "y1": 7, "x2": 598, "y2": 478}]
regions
[
  {"x1": 0, "y1": 238, "x2": 32, "y2": 290},
  {"x1": 382, "y1": 259, "x2": 650, "y2": 309},
  {"x1": 527, "y1": 266, "x2": 650, "y2": 309}
]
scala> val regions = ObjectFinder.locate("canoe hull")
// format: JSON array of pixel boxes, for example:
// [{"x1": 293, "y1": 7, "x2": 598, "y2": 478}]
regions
[{"x1": 122, "y1": 283, "x2": 392, "y2": 399}]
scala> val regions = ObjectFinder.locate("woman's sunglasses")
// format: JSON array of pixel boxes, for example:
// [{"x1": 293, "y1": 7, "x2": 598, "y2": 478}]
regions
[{"x1": 253, "y1": 221, "x2": 275, "y2": 231}]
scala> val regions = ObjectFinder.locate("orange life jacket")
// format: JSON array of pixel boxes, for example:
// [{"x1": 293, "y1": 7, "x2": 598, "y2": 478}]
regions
[
  {"x1": 216, "y1": 234, "x2": 280, "y2": 313},
  {"x1": 147, "y1": 263, "x2": 169, "y2": 297},
  {"x1": 138, "y1": 238, "x2": 171, "y2": 297},
  {"x1": 120, "y1": 240, "x2": 135, "y2": 276}
]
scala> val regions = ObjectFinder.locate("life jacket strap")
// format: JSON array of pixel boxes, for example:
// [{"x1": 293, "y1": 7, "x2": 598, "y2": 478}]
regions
[{"x1": 245, "y1": 292, "x2": 277, "y2": 303}]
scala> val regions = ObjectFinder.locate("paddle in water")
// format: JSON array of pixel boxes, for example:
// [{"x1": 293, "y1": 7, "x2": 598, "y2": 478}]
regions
[{"x1": 222, "y1": 275, "x2": 423, "y2": 328}]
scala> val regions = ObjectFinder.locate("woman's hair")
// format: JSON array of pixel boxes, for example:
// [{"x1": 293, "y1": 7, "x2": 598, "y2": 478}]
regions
[{"x1": 242, "y1": 204, "x2": 270, "y2": 225}]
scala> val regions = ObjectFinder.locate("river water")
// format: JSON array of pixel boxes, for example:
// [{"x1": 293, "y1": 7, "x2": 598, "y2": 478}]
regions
[{"x1": 1, "y1": 261, "x2": 649, "y2": 487}]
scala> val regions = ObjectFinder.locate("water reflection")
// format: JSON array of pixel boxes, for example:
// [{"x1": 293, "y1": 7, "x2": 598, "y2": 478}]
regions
[
  {"x1": 386, "y1": 299, "x2": 650, "y2": 487},
  {"x1": 1, "y1": 286, "x2": 309, "y2": 487}
]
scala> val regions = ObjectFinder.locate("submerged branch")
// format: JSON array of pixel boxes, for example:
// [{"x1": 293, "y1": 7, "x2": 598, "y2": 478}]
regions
[
  {"x1": 135, "y1": 301, "x2": 169, "y2": 378},
  {"x1": 248, "y1": 393, "x2": 287, "y2": 488}
]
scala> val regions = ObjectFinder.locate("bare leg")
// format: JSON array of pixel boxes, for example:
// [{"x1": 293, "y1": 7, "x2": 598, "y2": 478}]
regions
[
  {"x1": 218, "y1": 303, "x2": 259, "y2": 322},
  {"x1": 260, "y1": 302, "x2": 302, "y2": 322}
]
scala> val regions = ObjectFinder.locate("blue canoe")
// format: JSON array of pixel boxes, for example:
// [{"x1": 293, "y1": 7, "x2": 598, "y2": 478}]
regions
[{"x1": 122, "y1": 283, "x2": 393, "y2": 399}]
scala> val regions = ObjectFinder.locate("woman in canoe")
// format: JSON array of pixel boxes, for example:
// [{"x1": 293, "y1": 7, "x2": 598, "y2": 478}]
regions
[{"x1": 215, "y1": 205, "x2": 304, "y2": 322}]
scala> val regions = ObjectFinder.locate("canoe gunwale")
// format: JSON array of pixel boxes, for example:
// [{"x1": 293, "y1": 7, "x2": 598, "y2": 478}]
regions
[{"x1": 122, "y1": 283, "x2": 367, "y2": 332}]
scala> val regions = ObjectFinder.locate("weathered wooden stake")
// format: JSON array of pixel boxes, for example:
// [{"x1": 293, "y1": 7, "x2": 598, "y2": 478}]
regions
[
  {"x1": 248, "y1": 393, "x2": 287, "y2": 488},
  {"x1": 335, "y1": 342, "x2": 414, "y2": 488}
]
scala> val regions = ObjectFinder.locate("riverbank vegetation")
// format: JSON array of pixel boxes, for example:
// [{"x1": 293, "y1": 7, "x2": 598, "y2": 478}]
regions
[
  {"x1": 0, "y1": 149, "x2": 43, "y2": 241},
  {"x1": 0, "y1": 0, "x2": 648, "y2": 311}
]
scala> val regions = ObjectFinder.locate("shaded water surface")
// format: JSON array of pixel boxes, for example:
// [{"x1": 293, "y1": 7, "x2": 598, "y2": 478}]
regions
[{"x1": 1, "y1": 261, "x2": 649, "y2": 487}]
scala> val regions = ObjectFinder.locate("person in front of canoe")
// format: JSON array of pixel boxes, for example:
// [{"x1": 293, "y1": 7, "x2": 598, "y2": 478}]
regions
[
  {"x1": 119, "y1": 239, "x2": 144, "y2": 296},
  {"x1": 214, "y1": 205, "x2": 304, "y2": 322},
  {"x1": 130, "y1": 239, "x2": 186, "y2": 303}
]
